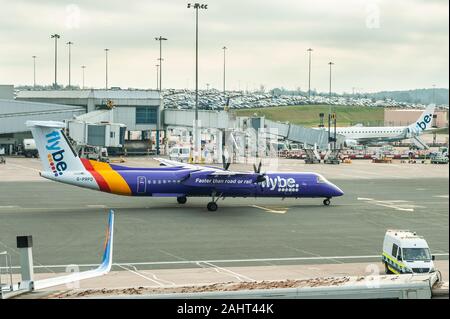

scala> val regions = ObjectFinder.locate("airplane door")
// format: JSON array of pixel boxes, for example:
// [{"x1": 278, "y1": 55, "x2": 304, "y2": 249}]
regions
[{"x1": 137, "y1": 176, "x2": 147, "y2": 194}]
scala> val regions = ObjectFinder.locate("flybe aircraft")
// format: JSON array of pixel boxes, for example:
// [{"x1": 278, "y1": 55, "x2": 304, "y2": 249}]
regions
[
  {"x1": 330, "y1": 104, "x2": 436, "y2": 146},
  {"x1": 27, "y1": 121, "x2": 343, "y2": 211}
]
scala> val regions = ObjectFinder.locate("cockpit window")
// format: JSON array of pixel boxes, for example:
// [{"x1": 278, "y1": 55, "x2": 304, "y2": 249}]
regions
[{"x1": 316, "y1": 175, "x2": 328, "y2": 184}]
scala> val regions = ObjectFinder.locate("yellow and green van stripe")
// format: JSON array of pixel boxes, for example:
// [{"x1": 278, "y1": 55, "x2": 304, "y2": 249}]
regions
[{"x1": 382, "y1": 252, "x2": 410, "y2": 274}]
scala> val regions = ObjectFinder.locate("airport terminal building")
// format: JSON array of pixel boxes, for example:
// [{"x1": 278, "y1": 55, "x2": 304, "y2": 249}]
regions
[{"x1": 0, "y1": 86, "x2": 162, "y2": 155}]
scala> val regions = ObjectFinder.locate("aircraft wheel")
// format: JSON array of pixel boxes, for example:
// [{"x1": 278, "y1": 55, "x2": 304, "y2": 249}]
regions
[
  {"x1": 385, "y1": 263, "x2": 392, "y2": 275},
  {"x1": 177, "y1": 196, "x2": 187, "y2": 204},
  {"x1": 323, "y1": 198, "x2": 331, "y2": 206},
  {"x1": 207, "y1": 202, "x2": 218, "y2": 212}
]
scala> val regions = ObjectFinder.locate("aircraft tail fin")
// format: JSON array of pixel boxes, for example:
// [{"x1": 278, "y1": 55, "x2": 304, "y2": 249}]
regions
[
  {"x1": 26, "y1": 121, "x2": 85, "y2": 176},
  {"x1": 407, "y1": 104, "x2": 436, "y2": 135}
]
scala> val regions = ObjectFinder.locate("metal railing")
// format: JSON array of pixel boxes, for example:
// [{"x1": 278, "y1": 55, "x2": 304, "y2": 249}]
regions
[{"x1": 0, "y1": 251, "x2": 13, "y2": 298}]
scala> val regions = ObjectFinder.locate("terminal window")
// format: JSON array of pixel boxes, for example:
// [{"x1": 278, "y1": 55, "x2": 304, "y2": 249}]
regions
[{"x1": 136, "y1": 106, "x2": 157, "y2": 124}]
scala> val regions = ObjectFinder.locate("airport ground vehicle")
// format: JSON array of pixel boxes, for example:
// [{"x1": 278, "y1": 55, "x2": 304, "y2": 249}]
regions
[
  {"x1": 382, "y1": 230, "x2": 436, "y2": 274},
  {"x1": 430, "y1": 152, "x2": 449, "y2": 164},
  {"x1": 430, "y1": 147, "x2": 449, "y2": 164},
  {"x1": 169, "y1": 146, "x2": 191, "y2": 162},
  {"x1": 22, "y1": 139, "x2": 38, "y2": 158}
]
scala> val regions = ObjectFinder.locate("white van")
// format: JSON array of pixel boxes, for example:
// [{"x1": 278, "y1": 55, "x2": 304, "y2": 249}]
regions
[
  {"x1": 169, "y1": 146, "x2": 191, "y2": 163},
  {"x1": 382, "y1": 230, "x2": 436, "y2": 275},
  {"x1": 23, "y1": 138, "x2": 38, "y2": 158}
]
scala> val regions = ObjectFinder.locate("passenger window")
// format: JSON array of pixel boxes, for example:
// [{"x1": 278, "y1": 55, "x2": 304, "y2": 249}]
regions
[{"x1": 392, "y1": 244, "x2": 398, "y2": 257}]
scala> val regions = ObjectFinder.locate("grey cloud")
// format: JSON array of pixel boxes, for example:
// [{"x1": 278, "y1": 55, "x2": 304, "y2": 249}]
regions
[{"x1": 0, "y1": 0, "x2": 448, "y2": 91}]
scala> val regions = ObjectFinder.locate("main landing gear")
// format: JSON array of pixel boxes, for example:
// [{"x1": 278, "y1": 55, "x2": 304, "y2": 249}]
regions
[
  {"x1": 207, "y1": 192, "x2": 223, "y2": 212},
  {"x1": 323, "y1": 198, "x2": 331, "y2": 206},
  {"x1": 177, "y1": 196, "x2": 187, "y2": 204}
]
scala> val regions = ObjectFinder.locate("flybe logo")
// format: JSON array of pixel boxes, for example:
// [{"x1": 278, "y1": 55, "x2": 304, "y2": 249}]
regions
[
  {"x1": 416, "y1": 113, "x2": 432, "y2": 131},
  {"x1": 45, "y1": 130, "x2": 67, "y2": 177},
  {"x1": 261, "y1": 176, "x2": 299, "y2": 192}
]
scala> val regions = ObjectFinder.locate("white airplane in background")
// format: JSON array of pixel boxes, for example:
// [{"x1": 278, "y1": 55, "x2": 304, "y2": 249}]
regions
[{"x1": 326, "y1": 104, "x2": 436, "y2": 148}]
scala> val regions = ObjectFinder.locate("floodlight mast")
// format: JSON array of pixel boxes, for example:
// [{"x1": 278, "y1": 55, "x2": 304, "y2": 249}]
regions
[{"x1": 187, "y1": 3, "x2": 208, "y2": 162}]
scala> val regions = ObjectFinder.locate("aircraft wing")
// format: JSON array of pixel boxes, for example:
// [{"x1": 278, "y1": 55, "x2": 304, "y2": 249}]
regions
[
  {"x1": 32, "y1": 210, "x2": 114, "y2": 291},
  {"x1": 154, "y1": 158, "x2": 200, "y2": 169},
  {"x1": 154, "y1": 158, "x2": 225, "y2": 172},
  {"x1": 154, "y1": 158, "x2": 264, "y2": 181},
  {"x1": 208, "y1": 171, "x2": 255, "y2": 176}
]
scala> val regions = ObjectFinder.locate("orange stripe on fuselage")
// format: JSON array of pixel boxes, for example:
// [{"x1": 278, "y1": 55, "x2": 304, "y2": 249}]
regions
[
  {"x1": 88, "y1": 160, "x2": 132, "y2": 195},
  {"x1": 81, "y1": 158, "x2": 111, "y2": 192}
]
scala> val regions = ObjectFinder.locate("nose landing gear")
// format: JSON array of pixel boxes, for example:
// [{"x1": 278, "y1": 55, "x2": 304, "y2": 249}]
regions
[
  {"x1": 207, "y1": 202, "x2": 218, "y2": 211},
  {"x1": 323, "y1": 198, "x2": 331, "y2": 206},
  {"x1": 177, "y1": 196, "x2": 187, "y2": 204}
]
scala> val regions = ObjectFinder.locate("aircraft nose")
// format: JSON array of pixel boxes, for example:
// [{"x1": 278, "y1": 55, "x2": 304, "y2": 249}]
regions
[{"x1": 331, "y1": 184, "x2": 344, "y2": 197}]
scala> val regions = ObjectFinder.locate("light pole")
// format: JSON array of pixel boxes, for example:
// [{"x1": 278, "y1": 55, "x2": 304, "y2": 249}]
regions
[
  {"x1": 328, "y1": 62, "x2": 334, "y2": 97},
  {"x1": 188, "y1": 2, "x2": 208, "y2": 162},
  {"x1": 67, "y1": 41, "x2": 73, "y2": 88},
  {"x1": 156, "y1": 64, "x2": 160, "y2": 90},
  {"x1": 32, "y1": 56, "x2": 37, "y2": 88},
  {"x1": 81, "y1": 65, "x2": 86, "y2": 89},
  {"x1": 222, "y1": 46, "x2": 227, "y2": 96},
  {"x1": 307, "y1": 48, "x2": 313, "y2": 99},
  {"x1": 432, "y1": 84, "x2": 436, "y2": 104},
  {"x1": 154, "y1": 36, "x2": 167, "y2": 156},
  {"x1": 155, "y1": 37, "x2": 167, "y2": 92},
  {"x1": 51, "y1": 34, "x2": 60, "y2": 88},
  {"x1": 104, "y1": 48, "x2": 109, "y2": 89},
  {"x1": 328, "y1": 61, "x2": 334, "y2": 116}
]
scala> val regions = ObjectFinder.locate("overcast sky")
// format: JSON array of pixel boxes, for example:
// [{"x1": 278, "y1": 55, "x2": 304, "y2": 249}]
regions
[{"x1": 0, "y1": 0, "x2": 448, "y2": 93}]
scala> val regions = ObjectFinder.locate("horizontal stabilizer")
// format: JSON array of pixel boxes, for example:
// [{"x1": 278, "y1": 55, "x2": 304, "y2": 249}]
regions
[{"x1": 26, "y1": 120, "x2": 65, "y2": 128}]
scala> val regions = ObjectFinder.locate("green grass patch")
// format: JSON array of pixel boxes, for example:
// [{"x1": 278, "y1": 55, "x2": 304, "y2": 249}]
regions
[{"x1": 235, "y1": 104, "x2": 385, "y2": 127}]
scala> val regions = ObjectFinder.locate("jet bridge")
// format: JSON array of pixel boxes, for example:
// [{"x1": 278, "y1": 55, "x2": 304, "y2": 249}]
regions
[
  {"x1": 245, "y1": 118, "x2": 346, "y2": 150},
  {"x1": 163, "y1": 110, "x2": 344, "y2": 149}
]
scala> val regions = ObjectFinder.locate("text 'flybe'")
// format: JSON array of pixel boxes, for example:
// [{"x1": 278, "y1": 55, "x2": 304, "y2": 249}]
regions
[{"x1": 45, "y1": 130, "x2": 67, "y2": 177}]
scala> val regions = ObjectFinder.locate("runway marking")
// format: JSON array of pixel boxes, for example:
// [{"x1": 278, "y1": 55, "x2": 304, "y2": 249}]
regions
[
  {"x1": 157, "y1": 249, "x2": 188, "y2": 262},
  {"x1": 282, "y1": 246, "x2": 344, "y2": 264},
  {"x1": 374, "y1": 203, "x2": 414, "y2": 212},
  {"x1": 251, "y1": 205, "x2": 287, "y2": 214},
  {"x1": 116, "y1": 264, "x2": 166, "y2": 287},
  {"x1": 433, "y1": 195, "x2": 449, "y2": 199},
  {"x1": 197, "y1": 261, "x2": 256, "y2": 282},
  {"x1": 0, "y1": 206, "x2": 19, "y2": 209},
  {"x1": 4, "y1": 253, "x2": 446, "y2": 270},
  {"x1": 357, "y1": 197, "x2": 423, "y2": 212}
]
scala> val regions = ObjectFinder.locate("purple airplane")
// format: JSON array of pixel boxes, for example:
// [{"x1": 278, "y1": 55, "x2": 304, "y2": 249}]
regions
[{"x1": 27, "y1": 121, "x2": 344, "y2": 211}]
